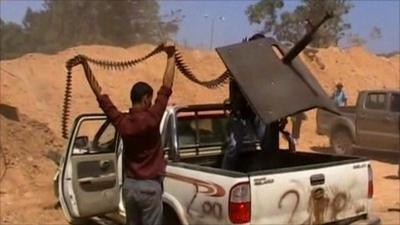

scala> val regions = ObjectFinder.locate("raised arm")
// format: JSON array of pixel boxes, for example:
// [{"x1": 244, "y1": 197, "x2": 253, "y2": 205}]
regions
[
  {"x1": 148, "y1": 42, "x2": 175, "y2": 122},
  {"x1": 68, "y1": 56, "x2": 125, "y2": 129},
  {"x1": 162, "y1": 41, "x2": 176, "y2": 89}
]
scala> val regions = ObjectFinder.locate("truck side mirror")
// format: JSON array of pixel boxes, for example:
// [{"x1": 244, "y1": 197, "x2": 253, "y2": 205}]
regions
[{"x1": 74, "y1": 136, "x2": 89, "y2": 149}]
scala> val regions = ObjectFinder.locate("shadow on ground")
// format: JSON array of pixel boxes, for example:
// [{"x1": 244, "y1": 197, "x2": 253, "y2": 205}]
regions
[
  {"x1": 0, "y1": 103, "x2": 19, "y2": 121},
  {"x1": 384, "y1": 175, "x2": 400, "y2": 180}
]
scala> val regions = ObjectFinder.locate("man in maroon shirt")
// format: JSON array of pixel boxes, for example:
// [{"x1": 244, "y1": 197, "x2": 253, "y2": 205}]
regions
[{"x1": 89, "y1": 42, "x2": 175, "y2": 225}]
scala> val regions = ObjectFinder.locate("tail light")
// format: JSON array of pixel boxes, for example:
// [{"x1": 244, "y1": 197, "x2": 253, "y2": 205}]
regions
[
  {"x1": 368, "y1": 164, "x2": 373, "y2": 198},
  {"x1": 229, "y1": 182, "x2": 251, "y2": 224}
]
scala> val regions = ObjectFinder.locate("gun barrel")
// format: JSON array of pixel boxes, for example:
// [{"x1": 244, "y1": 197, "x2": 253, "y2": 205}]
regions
[{"x1": 282, "y1": 13, "x2": 333, "y2": 64}]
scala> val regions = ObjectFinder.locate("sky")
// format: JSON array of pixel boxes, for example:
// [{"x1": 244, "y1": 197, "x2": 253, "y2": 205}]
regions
[{"x1": 1, "y1": 0, "x2": 399, "y2": 53}]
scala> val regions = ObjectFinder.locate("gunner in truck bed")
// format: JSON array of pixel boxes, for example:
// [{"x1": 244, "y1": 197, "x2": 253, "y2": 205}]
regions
[{"x1": 221, "y1": 33, "x2": 280, "y2": 170}]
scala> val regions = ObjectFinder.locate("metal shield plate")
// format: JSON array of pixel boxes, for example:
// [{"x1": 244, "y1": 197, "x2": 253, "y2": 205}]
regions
[{"x1": 216, "y1": 38, "x2": 338, "y2": 123}]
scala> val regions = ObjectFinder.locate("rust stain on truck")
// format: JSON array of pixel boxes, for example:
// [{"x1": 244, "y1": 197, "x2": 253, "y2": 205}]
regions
[
  {"x1": 278, "y1": 187, "x2": 354, "y2": 225},
  {"x1": 308, "y1": 188, "x2": 330, "y2": 225}
]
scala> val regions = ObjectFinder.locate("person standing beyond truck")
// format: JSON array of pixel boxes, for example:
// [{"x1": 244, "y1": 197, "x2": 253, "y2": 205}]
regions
[
  {"x1": 290, "y1": 112, "x2": 307, "y2": 145},
  {"x1": 85, "y1": 42, "x2": 176, "y2": 225},
  {"x1": 331, "y1": 82, "x2": 348, "y2": 106}
]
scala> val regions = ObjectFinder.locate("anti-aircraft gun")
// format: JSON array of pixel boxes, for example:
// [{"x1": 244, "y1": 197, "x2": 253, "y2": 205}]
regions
[{"x1": 217, "y1": 13, "x2": 336, "y2": 151}]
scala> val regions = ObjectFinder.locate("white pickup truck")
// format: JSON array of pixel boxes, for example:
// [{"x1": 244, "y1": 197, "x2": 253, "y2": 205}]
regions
[
  {"x1": 55, "y1": 103, "x2": 380, "y2": 225},
  {"x1": 55, "y1": 37, "x2": 381, "y2": 225}
]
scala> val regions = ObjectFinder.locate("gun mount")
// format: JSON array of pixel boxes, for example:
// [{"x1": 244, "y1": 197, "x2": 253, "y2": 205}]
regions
[
  {"x1": 216, "y1": 13, "x2": 337, "y2": 124},
  {"x1": 282, "y1": 13, "x2": 333, "y2": 64}
]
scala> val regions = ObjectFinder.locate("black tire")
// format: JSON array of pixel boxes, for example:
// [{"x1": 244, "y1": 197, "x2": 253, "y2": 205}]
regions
[
  {"x1": 163, "y1": 205, "x2": 181, "y2": 225},
  {"x1": 69, "y1": 218, "x2": 90, "y2": 225},
  {"x1": 330, "y1": 129, "x2": 353, "y2": 155}
]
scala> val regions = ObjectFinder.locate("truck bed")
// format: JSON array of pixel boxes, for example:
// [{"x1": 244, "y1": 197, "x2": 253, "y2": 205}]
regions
[
  {"x1": 236, "y1": 150, "x2": 364, "y2": 173},
  {"x1": 339, "y1": 105, "x2": 356, "y2": 113},
  {"x1": 179, "y1": 149, "x2": 364, "y2": 173},
  {"x1": 338, "y1": 106, "x2": 357, "y2": 119}
]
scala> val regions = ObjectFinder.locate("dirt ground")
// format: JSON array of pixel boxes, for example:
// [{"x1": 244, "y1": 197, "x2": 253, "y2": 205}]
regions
[{"x1": 0, "y1": 44, "x2": 399, "y2": 224}]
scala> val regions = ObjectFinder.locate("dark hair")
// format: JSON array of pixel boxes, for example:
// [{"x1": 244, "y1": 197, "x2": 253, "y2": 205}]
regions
[
  {"x1": 130, "y1": 82, "x2": 153, "y2": 104},
  {"x1": 248, "y1": 33, "x2": 266, "y2": 41}
]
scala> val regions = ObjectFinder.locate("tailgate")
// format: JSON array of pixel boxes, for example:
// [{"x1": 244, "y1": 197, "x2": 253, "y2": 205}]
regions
[{"x1": 250, "y1": 161, "x2": 370, "y2": 225}]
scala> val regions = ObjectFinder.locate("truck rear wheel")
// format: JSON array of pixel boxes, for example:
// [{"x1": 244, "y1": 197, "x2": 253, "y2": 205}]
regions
[
  {"x1": 69, "y1": 218, "x2": 90, "y2": 225},
  {"x1": 331, "y1": 130, "x2": 353, "y2": 155},
  {"x1": 163, "y1": 204, "x2": 181, "y2": 225}
]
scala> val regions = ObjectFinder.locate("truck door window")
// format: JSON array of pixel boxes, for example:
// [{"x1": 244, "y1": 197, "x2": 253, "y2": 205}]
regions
[
  {"x1": 365, "y1": 93, "x2": 386, "y2": 110},
  {"x1": 390, "y1": 93, "x2": 400, "y2": 112},
  {"x1": 177, "y1": 118, "x2": 196, "y2": 147},
  {"x1": 73, "y1": 120, "x2": 116, "y2": 155},
  {"x1": 176, "y1": 113, "x2": 228, "y2": 149},
  {"x1": 198, "y1": 117, "x2": 227, "y2": 145}
]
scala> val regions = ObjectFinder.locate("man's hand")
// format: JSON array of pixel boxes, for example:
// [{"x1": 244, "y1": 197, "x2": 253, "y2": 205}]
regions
[{"x1": 163, "y1": 41, "x2": 176, "y2": 58}]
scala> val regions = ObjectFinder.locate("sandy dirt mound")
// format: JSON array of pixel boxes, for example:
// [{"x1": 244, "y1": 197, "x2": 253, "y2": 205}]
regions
[
  {"x1": 0, "y1": 109, "x2": 65, "y2": 224},
  {"x1": 1, "y1": 44, "x2": 398, "y2": 138},
  {"x1": 1, "y1": 44, "x2": 399, "y2": 224},
  {"x1": 303, "y1": 46, "x2": 399, "y2": 104},
  {"x1": 1, "y1": 44, "x2": 227, "y2": 137}
]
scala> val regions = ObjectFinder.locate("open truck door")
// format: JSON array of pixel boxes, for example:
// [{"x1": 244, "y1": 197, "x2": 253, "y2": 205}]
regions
[{"x1": 58, "y1": 114, "x2": 120, "y2": 222}]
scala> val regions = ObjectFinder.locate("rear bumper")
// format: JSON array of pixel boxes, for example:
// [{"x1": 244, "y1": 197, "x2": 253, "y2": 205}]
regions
[
  {"x1": 327, "y1": 215, "x2": 381, "y2": 225},
  {"x1": 349, "y1": 215, "x2": 381, "y2": 225}
]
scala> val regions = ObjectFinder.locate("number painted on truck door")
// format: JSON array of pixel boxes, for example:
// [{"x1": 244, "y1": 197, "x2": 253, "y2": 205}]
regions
[
  {"x1": 278, "y1": 189, "x2": 300, "y2": 223},
  {"x1": 202, "y1": 201, "x2": 223, "y2": 220},
  {"x1": 166, "y1": 172, "x2": 225, "y2": 220}
]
